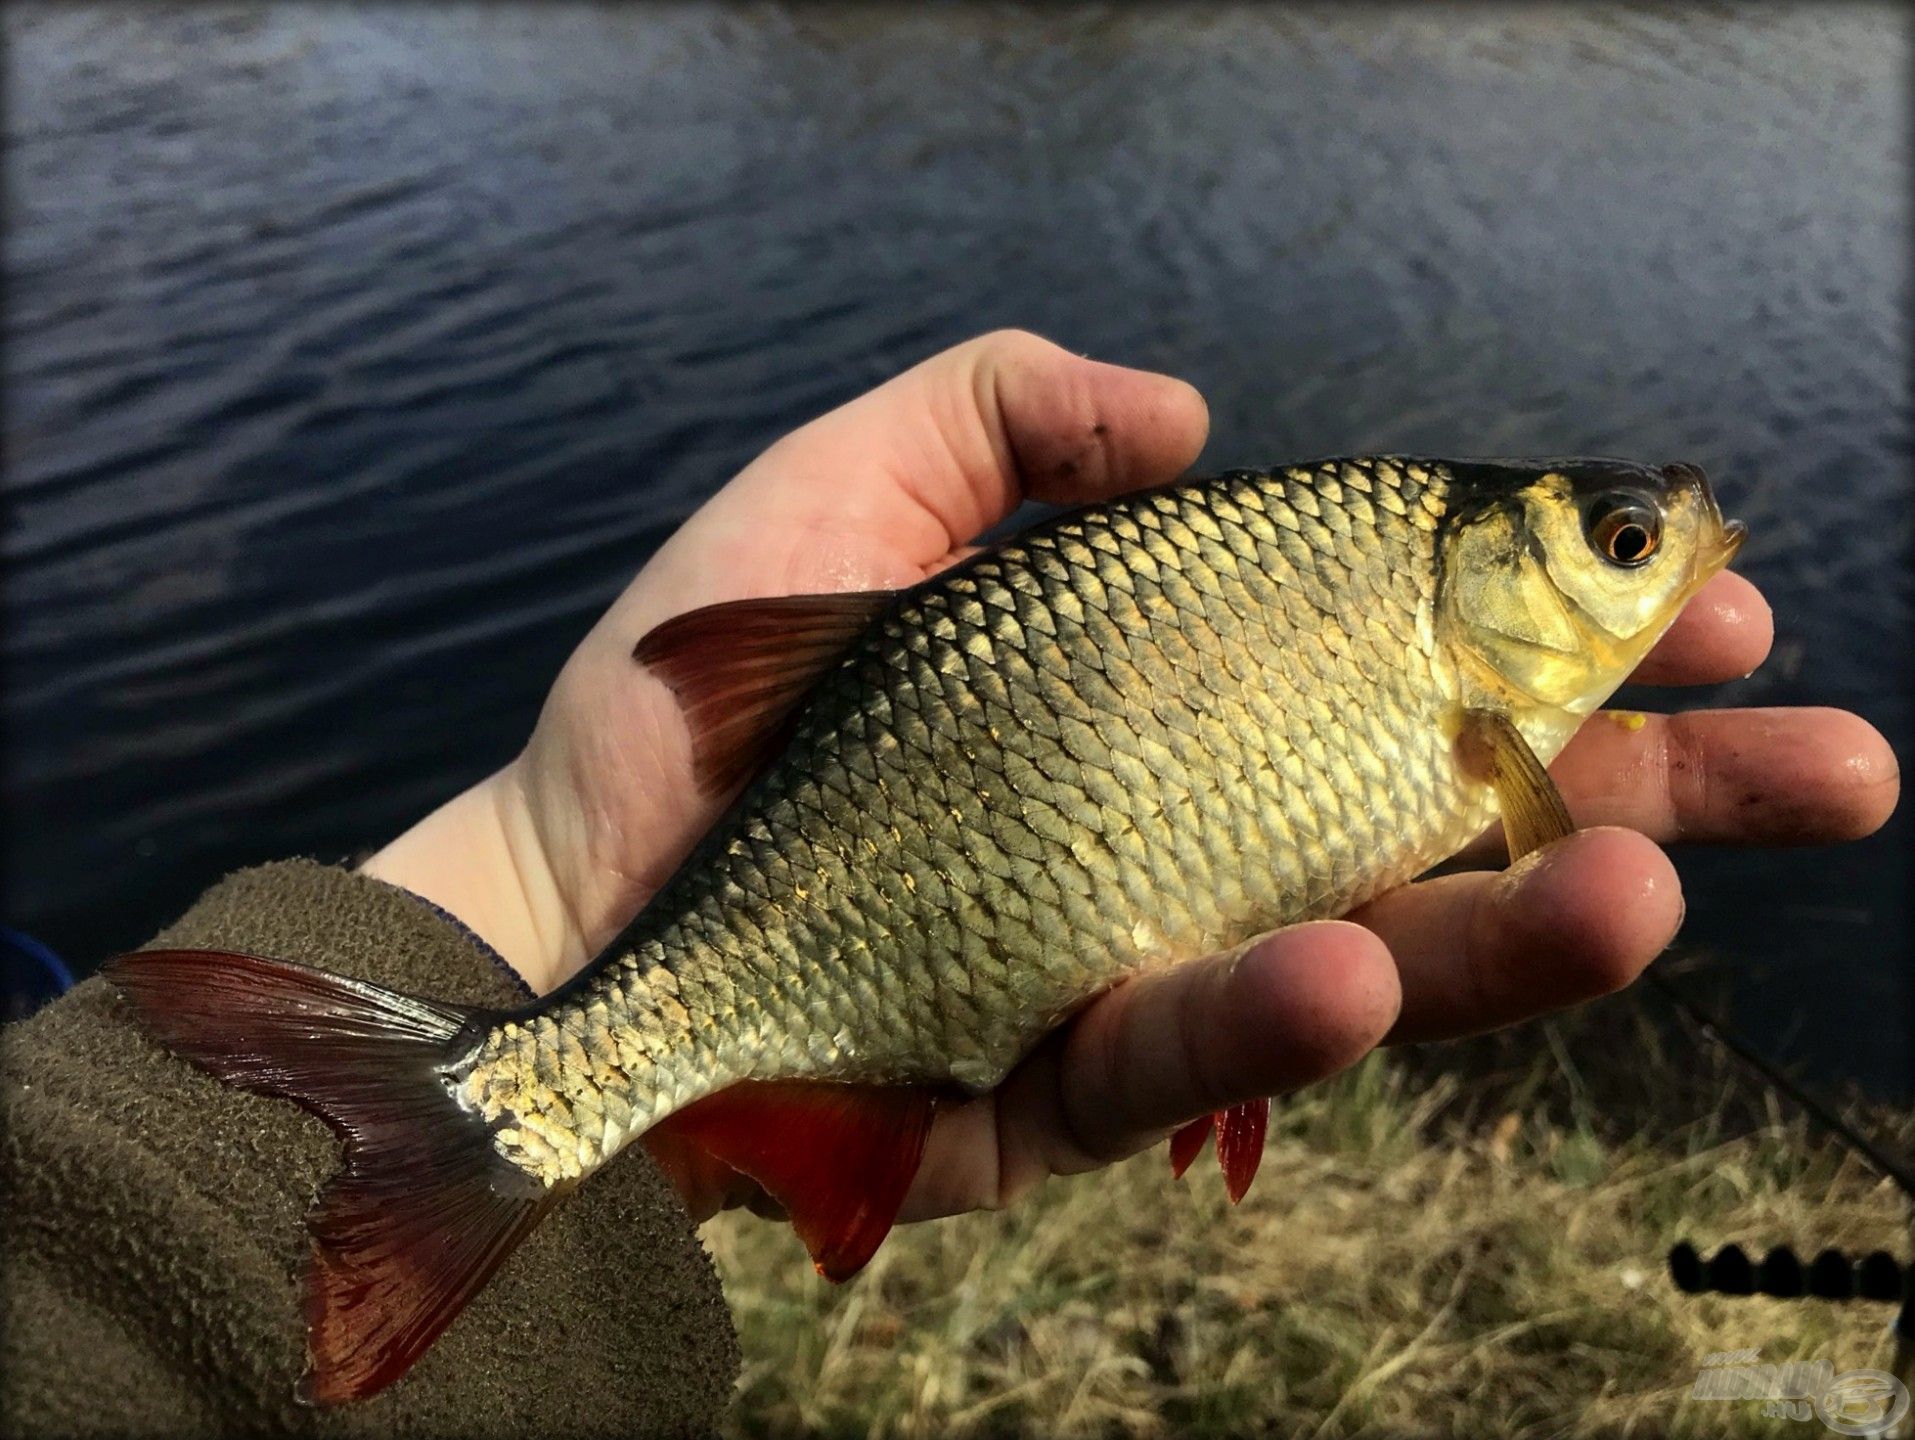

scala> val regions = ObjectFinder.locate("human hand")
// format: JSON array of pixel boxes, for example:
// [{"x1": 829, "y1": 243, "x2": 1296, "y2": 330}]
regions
[{"x1": 362, "y1": 330, "x2": 1900, "y2": 1224}]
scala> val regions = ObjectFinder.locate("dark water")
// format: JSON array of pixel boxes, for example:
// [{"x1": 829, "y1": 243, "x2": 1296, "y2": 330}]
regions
[{"x1": 4, "y1": 4, "x2": 1909, "y2": 1094}]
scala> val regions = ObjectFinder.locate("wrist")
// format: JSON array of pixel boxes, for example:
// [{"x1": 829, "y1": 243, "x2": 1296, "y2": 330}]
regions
[{"x1": 358, "y1": 763, "x2": 580, "y2": 995}]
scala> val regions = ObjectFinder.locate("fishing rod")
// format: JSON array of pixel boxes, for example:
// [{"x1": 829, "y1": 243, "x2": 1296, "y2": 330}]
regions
[{"x1": 1643, "y1": 963, "x2": 1913, "y2": 1422}]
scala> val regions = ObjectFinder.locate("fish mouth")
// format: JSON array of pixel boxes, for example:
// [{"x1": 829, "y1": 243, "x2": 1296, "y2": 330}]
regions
[{"x1": 1661, "y1": 461, "x2": 1747, "y2": 574}]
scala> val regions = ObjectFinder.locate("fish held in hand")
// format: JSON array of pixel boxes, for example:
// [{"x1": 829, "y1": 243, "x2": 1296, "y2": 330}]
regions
[{"x1": 107, "y1": 455, "x2": 1743, "y2": 1402}]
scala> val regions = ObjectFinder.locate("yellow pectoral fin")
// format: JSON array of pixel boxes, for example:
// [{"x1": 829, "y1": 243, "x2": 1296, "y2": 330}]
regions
[{"x1": 1459, "y1": 709, "x2": 1575, "y2": 862}]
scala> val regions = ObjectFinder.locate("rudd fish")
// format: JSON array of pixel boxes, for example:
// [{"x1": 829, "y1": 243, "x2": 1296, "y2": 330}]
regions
[{"x1": 110, "y1": 455, "x2": 1745, "y2": 1402}]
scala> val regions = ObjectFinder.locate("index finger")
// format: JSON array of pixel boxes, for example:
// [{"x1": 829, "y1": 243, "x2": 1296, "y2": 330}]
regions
[{"x1": 1627, "y1": 570, "x2": 1773, "y2": 685}]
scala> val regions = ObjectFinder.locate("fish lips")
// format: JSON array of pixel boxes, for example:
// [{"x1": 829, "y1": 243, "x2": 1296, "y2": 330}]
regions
[{"x1": 1660, "y1": 461, "x2": 1747, "y2": 570}]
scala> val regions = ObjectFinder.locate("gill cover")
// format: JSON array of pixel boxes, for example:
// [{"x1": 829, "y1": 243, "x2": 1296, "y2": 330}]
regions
[{"x1": 1437, "y1": 458, "x2": 1744, "y2": 714}]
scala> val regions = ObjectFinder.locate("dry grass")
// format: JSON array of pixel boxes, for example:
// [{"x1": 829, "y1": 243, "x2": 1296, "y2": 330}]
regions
[{"x1": 704, "y1": 1001, "x2": 1912, "y2": 1438}]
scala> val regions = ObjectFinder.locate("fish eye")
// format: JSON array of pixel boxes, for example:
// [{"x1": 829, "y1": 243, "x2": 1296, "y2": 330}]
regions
[{"x1": 1586, "y1": 494, "x2": 1663, "y2": 567}]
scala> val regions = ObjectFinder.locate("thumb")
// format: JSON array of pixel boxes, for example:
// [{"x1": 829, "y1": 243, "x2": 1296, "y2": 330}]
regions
[{"x1": 735, "y1": 328, "x2": 1211, "y2": 560}]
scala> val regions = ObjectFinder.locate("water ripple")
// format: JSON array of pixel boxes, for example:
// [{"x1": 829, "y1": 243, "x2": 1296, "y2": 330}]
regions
[{"x1": 3, "y1": 2, "x2": 1907, "y2": 1091}]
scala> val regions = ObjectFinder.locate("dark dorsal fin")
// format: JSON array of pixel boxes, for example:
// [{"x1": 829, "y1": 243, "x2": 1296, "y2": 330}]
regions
[{"x1": 633, "y1": 591, "x2": 895, "y2": 795}]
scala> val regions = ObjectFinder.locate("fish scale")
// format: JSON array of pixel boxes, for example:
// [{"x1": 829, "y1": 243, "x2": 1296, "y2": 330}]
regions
[{"x1": 458, "y1": 459, "x2": 1494, "y2": 1183}]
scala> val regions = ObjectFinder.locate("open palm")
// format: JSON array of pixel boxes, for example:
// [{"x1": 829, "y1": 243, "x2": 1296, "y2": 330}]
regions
[{"x1": 364, "y1": 330, "x2": 1898, "y2": 1225}]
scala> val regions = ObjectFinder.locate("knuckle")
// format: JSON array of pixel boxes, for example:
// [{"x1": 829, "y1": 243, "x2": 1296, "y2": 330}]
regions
[
  {"x1": 978, "y1": 326, "x2": 1056, "y2": 360},
  {"x1": 1655, "y1": 713, "x2": 1705, "y2": 840},
  {"x1": 1176, "y1": 962, "x2": 1236, "y2": 1113}
]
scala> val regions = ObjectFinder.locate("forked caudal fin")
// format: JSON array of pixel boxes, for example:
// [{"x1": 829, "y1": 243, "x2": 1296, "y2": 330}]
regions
[{"x1": 105, "y1": 948, "x2": 556, "y2": 1406}]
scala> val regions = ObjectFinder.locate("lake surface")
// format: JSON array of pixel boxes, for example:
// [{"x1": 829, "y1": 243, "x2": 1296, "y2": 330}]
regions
[{"x1": 4, "y1": 4, "x2": 1909, "y2": 1094}]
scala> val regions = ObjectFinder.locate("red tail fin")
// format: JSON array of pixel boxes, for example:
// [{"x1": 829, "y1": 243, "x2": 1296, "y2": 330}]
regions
[{"x1": 106, "y1": 948, "x2": 556, "y2": 1405}]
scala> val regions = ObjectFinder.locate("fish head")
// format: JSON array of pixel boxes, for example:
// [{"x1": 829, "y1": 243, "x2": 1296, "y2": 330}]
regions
[{"x1": 1436, "y1": 458, "x2": 1746, "y2": 715}]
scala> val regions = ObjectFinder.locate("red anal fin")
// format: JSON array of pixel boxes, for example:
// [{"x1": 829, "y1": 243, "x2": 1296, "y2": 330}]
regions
[
  {"x1": 634, "y1": 591, "x2": 895, "y2": 795},
  {"x1": 1215, "y1": 1098, "x2": 1269, "y2": 1203},
  {"x1": 1169, "y1": 1113, "x2": 1213, "y2": 1179},
  {"x1": 646, "y1": 1079, "x2": 935, "y2": 1281},
  {"x1": 643, "y1": 1128, "x2": 754, "y2": 1213}
]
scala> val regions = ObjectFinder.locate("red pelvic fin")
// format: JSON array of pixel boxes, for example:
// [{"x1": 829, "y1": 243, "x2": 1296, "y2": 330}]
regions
[
  {"x1": 105, "y1": 948, "x2": 551, "y2": 1405},
  {"x1": 1215, "y1": 1098, "x2": 1270, "y2": 1203},
  {"x1": 634, "y1": 590, "x2": 895, "y2": 795},
  {"x1": 1169, "y1": 1101, "x2": 1269, "y2": 1200},
  {"x1": 647, "y1": 1079, "x2": 935, "y2": 1280},
  {"x1": 1169, "y1": 1113, "x2": 1214, "y2": 1179}
]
